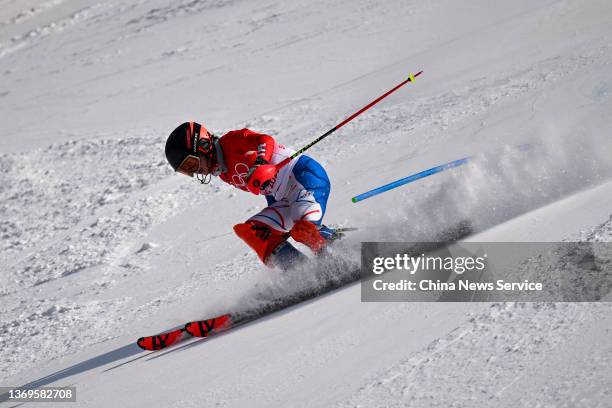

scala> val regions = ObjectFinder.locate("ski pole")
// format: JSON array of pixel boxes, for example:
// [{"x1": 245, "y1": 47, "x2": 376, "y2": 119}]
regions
[
  {"x1": 352, "y1": 156, "x2": 470, "y2": 203},
  {"x1": 246, "y1": 71, "x2": 423, "y2": 193},
  {"x1": 279, "y1": 70, "x2": 423, "y2": 169}
]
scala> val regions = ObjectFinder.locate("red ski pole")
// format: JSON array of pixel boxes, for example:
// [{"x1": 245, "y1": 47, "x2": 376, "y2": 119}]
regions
[{"x1": 247, "y1": 71, "x2": 423, "y2": 194}]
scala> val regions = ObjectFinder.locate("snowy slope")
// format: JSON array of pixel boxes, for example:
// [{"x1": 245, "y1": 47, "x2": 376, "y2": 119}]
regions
[{"x1": 1, "y1": 0, "x2": 612, "y2": 406}]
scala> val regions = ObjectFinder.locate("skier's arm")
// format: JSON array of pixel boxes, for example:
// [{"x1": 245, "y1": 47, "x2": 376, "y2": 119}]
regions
[
  {"x1": 220, "y1": 129, "x2": 278, "y2": 195},
  {"x1": 224, "y1": 129, "x2": 275, "y2": 163},
  {"x1": 248, "y1": 130, "x2": 275, "y2": 164}
]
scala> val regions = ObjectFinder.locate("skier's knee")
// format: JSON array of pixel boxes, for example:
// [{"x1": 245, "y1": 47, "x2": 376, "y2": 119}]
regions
[
  {"x1": 300, "y1": 210, "x2": 322, "y2": 225},
  {"x1": 233, "y1": 221, "x2": 287, "y2": 265}
]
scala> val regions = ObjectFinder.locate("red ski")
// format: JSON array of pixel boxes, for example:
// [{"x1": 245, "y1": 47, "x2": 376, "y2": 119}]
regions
[
  {"x1": 137, "y1": 314, "x2": 232, "y2": 351},
  {"x1": 136, "y1": 223, "x2": 472, "y2": 354}
]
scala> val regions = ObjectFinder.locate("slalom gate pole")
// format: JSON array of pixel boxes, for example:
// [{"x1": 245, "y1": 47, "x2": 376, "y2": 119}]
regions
[
  {"x1": 276, "y1": 71, "x2": 423, "y2": 171},
  {"x1": 351, "y1": 156, "x2": 470, "y2": 203},
  {"x1": 350, "y1": 143, "x2": 534, "y2": 203}
]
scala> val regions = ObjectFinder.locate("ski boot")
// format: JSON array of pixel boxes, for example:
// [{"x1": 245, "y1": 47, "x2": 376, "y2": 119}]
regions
[{"x1": 318, "y1": 224, "x2": 345, "y2": 244}]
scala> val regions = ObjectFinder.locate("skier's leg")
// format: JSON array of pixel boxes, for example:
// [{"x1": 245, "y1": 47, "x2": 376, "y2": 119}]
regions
[
  {"x1": 249, "y1": 199, "x2": 291, "y2": 232},
  {"x1": 235, "y1": 201, "x2": 307, "y2": 269},
  {"x1": 290, "y1": 156, "x2": 330, "y2": 225},
  {"x1": 269, "y1": 240, "x2": 308, "y2": 271},
  {"x1": 287, "y1": 156, "x2": 333, "y2": 253},
  {"x1": 290, "y1": 219, "x2": 326, "y2": 254},
  {"x1": 233, "y1": 220, "x2": 288, "y2": 265}
]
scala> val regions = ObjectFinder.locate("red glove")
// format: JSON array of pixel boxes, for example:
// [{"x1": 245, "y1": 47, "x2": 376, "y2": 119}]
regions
[{"x1": 246, "y1": 163, "x2": 278, "y2": 195}]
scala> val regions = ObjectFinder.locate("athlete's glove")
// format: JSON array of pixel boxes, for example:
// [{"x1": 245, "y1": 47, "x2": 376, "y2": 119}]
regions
[
  {"x1": 246, "y1": 161, "x2": 277, "y2": 195},
  {"x1": 246, "y1": 157, "x2": 269, "y2": 180},
  {"x1": 254, "y1": 157, "x2": 268, "y2": 166}
]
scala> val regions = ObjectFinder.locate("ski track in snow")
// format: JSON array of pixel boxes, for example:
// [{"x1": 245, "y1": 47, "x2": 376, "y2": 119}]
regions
[
  {"x1": 0, "y1": 133, "x2": 233, "y2": 381},
  {"x1": 340, "y1": 302, "x2": 612, "y2": 408},
  {"x1": 2, "y1": 135, "x2": 181, "y2": 289},
  {"x1": 0, "y1": 0, "x2": 68, "y2": 28},
  {"x1": 0, "y1": 3, "x2": 107, "y2": 60},
  {"x1": 340, "y1": 217, "x2": 612, "y2": 408}
]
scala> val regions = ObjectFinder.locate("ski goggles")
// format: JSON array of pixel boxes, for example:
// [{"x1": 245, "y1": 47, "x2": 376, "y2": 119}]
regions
[{"x1": 176, "y1": 155, "x2": 201, "y2": 177}]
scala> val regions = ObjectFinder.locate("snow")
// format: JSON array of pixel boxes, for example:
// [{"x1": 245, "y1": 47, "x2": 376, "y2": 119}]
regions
[{"x1": 1, "y1": 0, "x2": 612, "y2": 406}]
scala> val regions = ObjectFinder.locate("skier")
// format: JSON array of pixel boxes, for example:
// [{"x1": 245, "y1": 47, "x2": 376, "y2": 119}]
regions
[{"x1": 164, "y1": 121, "x2": 336, "y2": 270}]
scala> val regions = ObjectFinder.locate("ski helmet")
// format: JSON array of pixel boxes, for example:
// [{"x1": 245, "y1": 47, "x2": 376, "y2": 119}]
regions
[{"x1": 165, "y1": 121, "x2": 214, "y2": 172}]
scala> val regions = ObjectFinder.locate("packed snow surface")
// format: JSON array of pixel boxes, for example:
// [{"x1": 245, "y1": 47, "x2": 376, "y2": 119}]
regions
[{"x1": 1, "y1": 0, "x2": 611, "y2": 406}]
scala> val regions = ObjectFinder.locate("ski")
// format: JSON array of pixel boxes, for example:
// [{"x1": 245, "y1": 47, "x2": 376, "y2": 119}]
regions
[
  {"x1": 137, "y1": 314, "x2": 232, "y2": 351},
  {"x1": 136, "y1": 221, "x2": 472, "y2": 352},
  {"x1": 136, "y1": 227, "x2": 357, "y2": 352}
]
